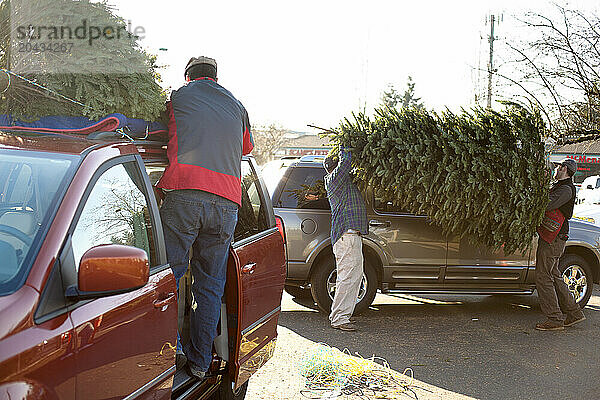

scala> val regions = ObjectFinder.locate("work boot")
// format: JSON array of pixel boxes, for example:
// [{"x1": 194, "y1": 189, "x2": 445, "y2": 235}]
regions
[
  {"x1": 564, "y1": 311, "x2": 586, "y2": 327},
  {"x1": 535, "y1": 319, "x2": 564, "y2": 331},
  {"x1": 331, "y1": 322, "x2": 357, "y2": 332},
  {"x1": 187, "y1": 363, "x2": 206, "y2": 380}
]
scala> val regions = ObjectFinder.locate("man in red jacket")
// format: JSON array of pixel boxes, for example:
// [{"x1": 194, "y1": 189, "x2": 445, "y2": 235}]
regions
[{"x1": 157, "y1": 56, "x2": 253, "y2": 378}]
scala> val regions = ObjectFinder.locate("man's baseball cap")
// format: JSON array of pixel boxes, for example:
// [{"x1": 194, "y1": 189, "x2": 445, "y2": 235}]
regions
[
  {"x1": 560, "y1": 158, "x2": 577, "y2": 176},
  {"x1": 184, "y1": 56, "x2": 217, "y2": 78}
]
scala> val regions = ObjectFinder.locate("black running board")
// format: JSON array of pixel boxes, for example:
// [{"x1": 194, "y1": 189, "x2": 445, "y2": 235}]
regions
[{"x1": 171, "y1": 368, "x2": 220, "y2": 400}]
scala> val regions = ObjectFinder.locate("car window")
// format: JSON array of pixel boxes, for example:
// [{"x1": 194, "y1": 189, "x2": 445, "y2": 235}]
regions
[
  {"x1": 277, "y1": 167, "x2": 330, "y2": 210},
  {"x1": 260, "y1": 159, "x2": 294, "y2": 196},
  {"x1": 235, "y1": 160, "x2": 270, "y2": 241},
  {"x1": 596, "y1": 178, "x2": 600, "y2": 189},
  {"x1": 581, "y1": 176, "x2": 596, "y2": 189},
  {"x1": 72, "y1": 161, "x2": 157, "y2": 268},
  {"x1": 373, "y1": 195, "x2": 412, "y2": 215},
  {"x1": 0, "y1": 150, "x2": 77, "y2": 296}
]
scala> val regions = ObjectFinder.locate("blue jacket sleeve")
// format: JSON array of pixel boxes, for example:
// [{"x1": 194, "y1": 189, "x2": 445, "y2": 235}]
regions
[{"x1": 326, "y1": 148, "x2": 352, "y2": 195}]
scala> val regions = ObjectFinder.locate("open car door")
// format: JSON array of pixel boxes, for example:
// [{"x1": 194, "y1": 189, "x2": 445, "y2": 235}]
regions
[{"x1": 226, "y1": 157, "x2": 286, "y2": 390}]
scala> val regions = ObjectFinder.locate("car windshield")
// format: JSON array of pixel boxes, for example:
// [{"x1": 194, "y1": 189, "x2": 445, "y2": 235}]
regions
[{"x1": 0, "y1": 149, "x2": 78, "y2": 296}]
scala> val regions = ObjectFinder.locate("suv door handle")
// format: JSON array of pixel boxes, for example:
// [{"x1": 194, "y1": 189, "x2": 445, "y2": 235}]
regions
[
  {"x1": 242, "y1": 263, "x2": 257, "y2": 275},
  {"x1": 369, "y1": 219, "x2": 390, "y2": 228},
  {"x1": 153, "y1": 293, "x2": 176, "y2": 309}
]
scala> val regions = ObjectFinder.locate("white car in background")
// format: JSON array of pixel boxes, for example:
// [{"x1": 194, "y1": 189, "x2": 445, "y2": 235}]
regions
[
  {"x1": 573, "y1": 203, "x2": 600, "y2": 226},
  {"x1": 576, "y1": 175, "x2": 600, "y2": 204}
]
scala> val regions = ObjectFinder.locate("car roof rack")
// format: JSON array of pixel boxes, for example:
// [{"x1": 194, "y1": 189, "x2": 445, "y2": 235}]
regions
[
  {"x1": 299, "y1": 154, "x2": 326, "y2": 163},
  {"x1": 1, "y1": 128, "x2": 167, "y2": 144}
]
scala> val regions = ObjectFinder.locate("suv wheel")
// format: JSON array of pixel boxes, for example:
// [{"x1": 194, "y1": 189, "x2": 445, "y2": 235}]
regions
[
  {"x1": 310, "y1": 255, "x2": 377, "y2": 314},
  {"x1": 559, "y1": 254, "x2": 594, "y2": 308}
]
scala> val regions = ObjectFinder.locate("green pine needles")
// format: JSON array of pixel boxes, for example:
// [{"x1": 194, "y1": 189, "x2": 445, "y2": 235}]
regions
[
  {"x1": 0, "y1": 0, "x2": 166, "y2": 121},
  {"x1": 329, "y1": 106, "x2": 550, "y2": 254}
]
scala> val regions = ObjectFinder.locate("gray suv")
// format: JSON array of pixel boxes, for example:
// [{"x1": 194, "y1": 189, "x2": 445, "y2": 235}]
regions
[{"x1": 268, "y1": 156, "x2": 600, "y2": 313}]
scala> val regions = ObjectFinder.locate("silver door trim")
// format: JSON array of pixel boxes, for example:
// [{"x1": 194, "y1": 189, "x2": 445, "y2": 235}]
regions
[{"x1": 123, "y1": 365, "x2": 175, "y2": 400}]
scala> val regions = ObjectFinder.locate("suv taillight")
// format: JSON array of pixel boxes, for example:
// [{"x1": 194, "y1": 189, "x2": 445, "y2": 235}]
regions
[{"x1": 275, "y1": 216, "x2": 286, "y2": 243}]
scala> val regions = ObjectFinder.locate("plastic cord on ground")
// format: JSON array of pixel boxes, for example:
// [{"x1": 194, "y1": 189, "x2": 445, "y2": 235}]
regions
[{"x1": 299, "y1": 343, "x2": 418, "y2": 399}]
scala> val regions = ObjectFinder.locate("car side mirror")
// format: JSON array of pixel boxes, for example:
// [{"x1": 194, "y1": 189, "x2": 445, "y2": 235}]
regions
[
  {"x1": 66, "y1": 244, "x2": 149, "y2": 300},
  {"x1": 587, "y1": 185, "x2": 593, "y2": 189}
]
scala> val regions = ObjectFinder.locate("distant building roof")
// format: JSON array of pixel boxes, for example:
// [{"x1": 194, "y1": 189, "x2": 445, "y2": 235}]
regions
[
  {"x1": 554, "y1": 139, "x2": 600, "y2": 155},
  {"x1": 283, "y1": 134, "x2": 332, "y2": 149}
]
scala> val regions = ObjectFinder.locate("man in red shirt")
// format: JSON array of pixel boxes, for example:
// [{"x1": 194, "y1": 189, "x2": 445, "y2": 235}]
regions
[{"x1": 157, "y1": 56, "x2": 253, "y2": 378}]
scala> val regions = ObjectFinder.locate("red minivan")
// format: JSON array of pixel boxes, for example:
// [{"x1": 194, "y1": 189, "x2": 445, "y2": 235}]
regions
[{"x1": 0, "y1": 131, "x2": 286, "y2": 400}]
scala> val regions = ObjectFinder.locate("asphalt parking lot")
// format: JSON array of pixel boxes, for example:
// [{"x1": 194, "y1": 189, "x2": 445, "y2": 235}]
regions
[{"x1": 246, "y1": 287, "x2": 600, "y2": 400}]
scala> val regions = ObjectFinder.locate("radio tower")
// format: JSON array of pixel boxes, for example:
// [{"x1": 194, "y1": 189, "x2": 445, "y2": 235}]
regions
[{"x1": 486, "y1": 14, "x2": 501, "y2": 109}]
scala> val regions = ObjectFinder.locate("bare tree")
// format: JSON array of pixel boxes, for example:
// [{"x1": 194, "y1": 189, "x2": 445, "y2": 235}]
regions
[
  {"x1": 504, "y1": 4, "x2": 600, "y2": 137},
  {"x1": 251, "y1": 124, "x2": 289, "y2": 165}
]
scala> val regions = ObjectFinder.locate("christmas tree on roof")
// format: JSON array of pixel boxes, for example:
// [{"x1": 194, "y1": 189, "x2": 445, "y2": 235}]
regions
[{"x1": 0, "y1": 0, "x2": 166, "y2": 122}]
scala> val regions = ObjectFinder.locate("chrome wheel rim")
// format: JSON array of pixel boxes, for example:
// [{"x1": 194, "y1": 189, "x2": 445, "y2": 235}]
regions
[
  {"x1": 562, "y1": 264, "x2": 588, "y2": 303},
  {"x1": 326, "y1": 269, "x2": 367, "y2": 304}
]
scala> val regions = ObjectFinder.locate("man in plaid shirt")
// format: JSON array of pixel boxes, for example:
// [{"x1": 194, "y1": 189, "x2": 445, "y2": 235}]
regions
[{"x1": 324, "y1": 147, "x2": 368, "y2": 331}]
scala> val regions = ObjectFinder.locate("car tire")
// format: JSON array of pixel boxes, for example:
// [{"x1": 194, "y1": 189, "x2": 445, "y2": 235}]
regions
[
  {"x1": 310, "y1": 254, "x2": 377, "y2": 314},
  {"x1": 284, "y1": 284, "x2": 312, "y2": 299},
  {"x1": 558, "y1": 254, "x2": 594, "y2": 308},
  {"x1": 214, "y1": 374, "x2": 248, "y2": 400}
]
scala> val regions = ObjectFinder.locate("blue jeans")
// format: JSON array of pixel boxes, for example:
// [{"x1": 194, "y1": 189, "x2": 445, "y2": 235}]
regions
[{"x1": 160, "y1": 189, "x2": 238, "y2": 372}]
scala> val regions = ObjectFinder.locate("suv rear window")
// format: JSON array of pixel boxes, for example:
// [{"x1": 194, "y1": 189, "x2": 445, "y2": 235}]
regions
[{"x1": 277, "y1": 167, "x2": 330, "y2": 210}]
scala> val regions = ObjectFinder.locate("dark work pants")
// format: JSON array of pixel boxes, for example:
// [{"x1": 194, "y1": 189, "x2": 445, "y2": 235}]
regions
[
  {"x1": 160, "y1": 189, "x2": 238, "y2": 371},
  {"x1": 535, "y1": 237, "x2": 579, "y2": 322}
]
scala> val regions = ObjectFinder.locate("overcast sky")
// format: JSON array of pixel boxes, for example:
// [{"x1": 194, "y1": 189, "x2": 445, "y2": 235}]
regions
[{"x1": 109, "y1": 0, "x2": 597, "y2": 132}]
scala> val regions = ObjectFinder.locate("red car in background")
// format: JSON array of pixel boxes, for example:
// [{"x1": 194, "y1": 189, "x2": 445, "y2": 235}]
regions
[{"x1": 0, "y1": 130, "x2": 286, "y2": 400}]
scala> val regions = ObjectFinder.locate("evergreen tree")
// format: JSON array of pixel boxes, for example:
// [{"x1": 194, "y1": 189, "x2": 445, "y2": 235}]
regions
[
  {"x1": 328, "y1": 105, "x2": 548, "y2": 254},
  {"x1": 381, "y1": 76, "x2": 424, "y2": 110},
  {"x1": 401, "y1": 76, "x2": 423, "y2": 109},
  {"x1": 380, "y1": 84, "x2": 401, "y2": 109},
  {"x1": 0, "y1": 0, "x2": 166, "y2": 121}
]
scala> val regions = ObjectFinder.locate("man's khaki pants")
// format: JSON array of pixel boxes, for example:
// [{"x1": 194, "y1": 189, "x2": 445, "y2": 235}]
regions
[
  {"x1": 329, "y1": 232, "x2": 364, "y2": 326},
  {"x1": 535, "y1": 236, "x2": 579, "y2": 322}
]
